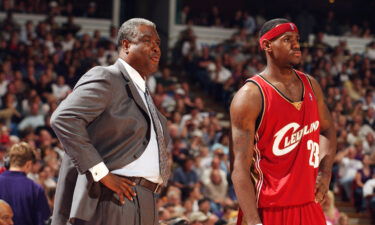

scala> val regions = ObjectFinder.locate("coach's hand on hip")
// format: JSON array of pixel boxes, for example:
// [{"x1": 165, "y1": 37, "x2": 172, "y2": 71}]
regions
[{"x1": 100, "y1": 173, "x2": 137, "y2": 204}]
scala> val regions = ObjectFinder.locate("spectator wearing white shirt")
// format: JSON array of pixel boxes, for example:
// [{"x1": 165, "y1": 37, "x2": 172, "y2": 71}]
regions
[
  {"x1": 208, "y1": 57, "x2": 231, "y2": 101},
  {"x1": 363, "y1": 132, "x2": 375, "y2": 154},
  {"x1": 96, "y1": 47, "x2": 108, "y2": 66},
  {"x1": 347, "y1": 122, "x2": 363, "y2": 146},
  {"x1": 61, "y1": 33, "x2": 75, "y2": 51},
  {"x1": 0, "y1": 71, "x2": 9, "y2": 97},
  {"x1": 337, "y1": 147, "x2": 363, "y2": 201},
  {"x1": 51, "y1": 76, "x2": 71, "y2": 100},
  {"x1": 18, "y1": 102, "x2": 45, "y2": 131}
]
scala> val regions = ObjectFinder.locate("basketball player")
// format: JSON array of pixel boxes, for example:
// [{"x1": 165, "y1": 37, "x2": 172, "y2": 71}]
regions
[{"x1": 230, "y1": 18, "x2": 337, "y2": 225}]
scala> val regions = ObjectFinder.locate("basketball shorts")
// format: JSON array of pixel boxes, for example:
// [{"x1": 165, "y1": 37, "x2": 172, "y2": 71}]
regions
[
  {"x1": 259, "y1": 202, "x2": 326, "y2": 225},
  {"x1": 237, "y1": 202, "x2": 326, "y2": 225}
]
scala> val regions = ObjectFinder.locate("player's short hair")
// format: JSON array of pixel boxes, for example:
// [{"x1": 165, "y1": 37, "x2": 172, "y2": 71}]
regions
[
  {"x1": 8, "y1": 142, "x2": 36, "y2": 167},
  {"x1": 117, "y1": 18, "x2": 156, "y2": 48},
  {"x1": 259, "y1": 18, "x2": 291, "y2": 40}
]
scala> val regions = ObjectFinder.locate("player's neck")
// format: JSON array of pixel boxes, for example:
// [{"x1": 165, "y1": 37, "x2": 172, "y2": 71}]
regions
[{"x1": 262, "y1": 62, "x2": 295, "y2": 83}]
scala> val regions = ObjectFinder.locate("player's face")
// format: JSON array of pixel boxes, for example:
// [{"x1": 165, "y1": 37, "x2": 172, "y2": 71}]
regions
[{"x1": 271, "y1": 32, "x2": 301, "y2": 67}]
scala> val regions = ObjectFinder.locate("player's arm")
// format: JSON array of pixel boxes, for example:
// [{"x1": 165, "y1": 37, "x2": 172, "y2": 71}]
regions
[
  {"x1": 309, "y1": 75, "x2": 337, "y2": 203},
  {"x1": 230, "y1": 82, "x2": 262, "y2": 225}
]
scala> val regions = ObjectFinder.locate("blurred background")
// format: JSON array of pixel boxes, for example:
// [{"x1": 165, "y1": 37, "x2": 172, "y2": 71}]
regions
[{"x1": 0, "y1": 0, "x2": 374, "y2": 224}]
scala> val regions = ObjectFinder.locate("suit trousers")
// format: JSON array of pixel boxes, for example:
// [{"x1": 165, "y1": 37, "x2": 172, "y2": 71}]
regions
[{"x1": 72, "y1": 185, "x2": 159, "y2": 225}]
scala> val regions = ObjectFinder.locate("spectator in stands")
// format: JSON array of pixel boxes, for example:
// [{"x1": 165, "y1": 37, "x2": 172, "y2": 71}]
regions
[
  {"x1": 363, "y1": 132, "x2": 375, "y2": 155},
  {"x1": 51, "y1": 75, "x2": 71, "y2": 100},
  {"x1": 230, "y1": 10, "x2": 243, "y2": 28},
  {"x1": 195, "y1": 47, "x2": 214, "y2": 91},
  {"x1": 0, "y1": 200, "x2": 13, "y2": 225},
  {"x1": 365, "y1": 41, "x2": 375, "y2": 60},
  {"x1": 180, "y1": 5, "x2": 192, "y2": 25},
  {"x1": 201, "y1": 168, "x2": 231, "y2": 215},
  {"x1": 0, "y1": 145, "x2": 7, "y2": 174},
  {"x1": 18, "y1": 102, "x2": 45, "y2": 131},
  {"x1": 173, "y1": 157, "x2": 199, "y2": 197},
  {"x1": 0, "y1": 142, "x2": 50, "y2": 225},
  {"x1": 242, "y1": 11, "x2": 256, "y2": 34},
  {"x1": 0, "y1": 93, "x2": 21, "y2": 129},
  {"x1": 363, "y1": 174, "x2": 375, "y2": 223},
  {"x1": 338, "y1": 213, "x2": 349, "y2": 225},
  {"x1": 165, "y1": 186, "x2": 185, "y2": 218},
  {"x1": 353, "y1": 153, "x2": 373, "y2": 212},
  {"x1": 85, "y1": 2, "x2": 99, "y2": 18},
  {"x1": 337, "y1": 146, "x2": 363, "y2": 201},
  {"x1": 61, "y1": 16, "x2": 81, "y2": 35},
  {"x1": 197, "y1": 197, "x2": 218, "y2": 224},
  {"x1": 207, "y1": 57, "x2": 231, "y2": 99},
  {"x1": 322, "y1": 190, "x2": 340, "y2": 225},
  {"x1": 188, "y1": 211, "x2": 209, "y2": 225},
  {"x1": 208, "y1": 6, "x2": 223, "y2": 27}
]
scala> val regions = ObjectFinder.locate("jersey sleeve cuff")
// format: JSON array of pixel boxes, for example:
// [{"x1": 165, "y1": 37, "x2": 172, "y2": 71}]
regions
[{"x1": 89, "y1": 162, "x2": 109, "y2": 182}]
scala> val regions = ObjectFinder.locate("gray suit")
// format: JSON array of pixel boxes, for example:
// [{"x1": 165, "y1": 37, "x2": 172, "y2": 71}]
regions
[{"x1": 50, "y1": 59, "x2": 169, "y2": 225}]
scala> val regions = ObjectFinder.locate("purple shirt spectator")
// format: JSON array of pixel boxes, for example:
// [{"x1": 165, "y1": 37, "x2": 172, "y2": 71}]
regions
[{"x1": 0, "y1": 171, "x2": 50, "y2": 225}]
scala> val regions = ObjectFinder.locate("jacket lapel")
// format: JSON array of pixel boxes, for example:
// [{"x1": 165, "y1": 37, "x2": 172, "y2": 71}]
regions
[{"x1": 115, "y1": 60, "x2": 149, "y2": 115}]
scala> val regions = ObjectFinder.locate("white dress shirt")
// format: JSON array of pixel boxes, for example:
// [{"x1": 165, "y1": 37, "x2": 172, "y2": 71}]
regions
[{"x1": 89, "y1": 59, "x2": 162, "y2": 184}]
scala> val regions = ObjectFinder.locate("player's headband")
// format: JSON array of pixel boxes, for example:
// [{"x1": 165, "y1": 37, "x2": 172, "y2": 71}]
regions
[{"x1": 259, "y1": 23, "x2": 299, "y2": 49}]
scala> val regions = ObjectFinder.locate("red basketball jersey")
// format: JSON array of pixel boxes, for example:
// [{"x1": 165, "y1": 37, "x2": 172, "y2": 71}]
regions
[{"x1": 248, "y1": 70, "x2": 320, "y2": 208}]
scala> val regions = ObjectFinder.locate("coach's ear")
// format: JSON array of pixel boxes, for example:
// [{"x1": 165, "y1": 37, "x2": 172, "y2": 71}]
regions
[{"x1": 122, "y1": 39, "x2": 131, "y2": 54}]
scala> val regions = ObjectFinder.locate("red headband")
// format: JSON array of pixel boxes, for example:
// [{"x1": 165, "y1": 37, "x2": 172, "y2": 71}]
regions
[{"x1": 259, "y1": 23, "x2": 299, "y2": 49}]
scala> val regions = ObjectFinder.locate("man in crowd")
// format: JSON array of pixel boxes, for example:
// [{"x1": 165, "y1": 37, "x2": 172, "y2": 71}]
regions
[
  {"x1": 0, "y1": 200, "x2": 13, "y2": 225},
  {"x1": 0, "y1": 142, "x2": 50, "y2": 225}
]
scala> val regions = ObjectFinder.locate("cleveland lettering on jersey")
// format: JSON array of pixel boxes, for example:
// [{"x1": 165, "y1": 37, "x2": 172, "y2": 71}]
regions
[{"x1": 272, "y1": 121, "x2": 320, "y2": 156}]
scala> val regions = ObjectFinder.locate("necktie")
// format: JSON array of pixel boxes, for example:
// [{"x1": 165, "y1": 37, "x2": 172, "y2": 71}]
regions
[{"x1": 144, "y1": 87, "x2": 170, "y2": 184}]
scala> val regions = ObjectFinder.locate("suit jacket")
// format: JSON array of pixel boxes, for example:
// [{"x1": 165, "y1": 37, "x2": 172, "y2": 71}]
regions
[{"x1": 50, "y1": 59, "x2": 170, "y2": 225}]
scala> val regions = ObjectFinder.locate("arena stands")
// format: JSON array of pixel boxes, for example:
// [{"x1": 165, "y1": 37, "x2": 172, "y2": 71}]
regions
[{"x1": 0, "y1": 3, "x2": 374, "y2": 225}]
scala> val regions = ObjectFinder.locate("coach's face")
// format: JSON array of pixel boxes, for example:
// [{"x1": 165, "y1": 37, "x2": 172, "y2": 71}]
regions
[{"x1": 124, "y1": 25, "x2": 161, "y2": 78}]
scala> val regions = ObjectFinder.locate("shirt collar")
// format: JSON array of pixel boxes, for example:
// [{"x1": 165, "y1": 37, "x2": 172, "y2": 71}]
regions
[{"x1": 119, "y1": 58, "x2": 146, "y2": 93}]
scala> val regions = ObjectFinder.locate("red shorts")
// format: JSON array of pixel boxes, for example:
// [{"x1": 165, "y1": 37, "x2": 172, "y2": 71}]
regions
[{"x1": 237, "y1": 202, "x2": 326, "y2": 225}]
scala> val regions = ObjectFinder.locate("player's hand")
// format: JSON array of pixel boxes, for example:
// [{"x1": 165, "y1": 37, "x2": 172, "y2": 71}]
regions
[
  {"x1": 100, "y1": 173, "x2": 136, "y2": 204},
  {"x1": 315, "y1": 173, "x2": 331, "y2": 204}
]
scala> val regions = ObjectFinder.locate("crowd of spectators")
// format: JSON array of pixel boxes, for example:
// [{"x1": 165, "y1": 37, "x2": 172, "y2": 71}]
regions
[
  {"x1": 0, "y1": 5, "x2": 374, "y2": 225},
  {"x1": 0, "y1": 0, "x2": 109, "y2": 18},
  {"x1": 177, "y1": 5, "x2": 374, "y2": 42}
]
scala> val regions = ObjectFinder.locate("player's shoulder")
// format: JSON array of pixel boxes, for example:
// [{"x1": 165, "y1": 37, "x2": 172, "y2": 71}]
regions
[
  {"x1": 230, "y1": 76, "x2": 263, "y2": 118},
  {"x1": 295, "y1": 70, "x2": 317, "y2": 83},
  {"x1": 234, "y1": 77, "x2": 263, "y2": 101}
]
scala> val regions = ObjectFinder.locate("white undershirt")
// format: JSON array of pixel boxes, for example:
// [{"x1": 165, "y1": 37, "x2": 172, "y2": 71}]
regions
[{"x1": 89, "y1": 59, "x2": 162, "y2": 184}]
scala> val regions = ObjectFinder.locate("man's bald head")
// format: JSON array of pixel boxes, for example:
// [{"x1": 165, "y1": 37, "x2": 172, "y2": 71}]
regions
[{"x1": 0, "y1": 200, "x2": 13, "y2": 225}]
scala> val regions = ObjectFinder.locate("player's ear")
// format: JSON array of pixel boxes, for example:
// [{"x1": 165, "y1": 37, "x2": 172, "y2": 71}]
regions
[{"x1": 262, "y1": 39, "x2": 272, "y2": 53}]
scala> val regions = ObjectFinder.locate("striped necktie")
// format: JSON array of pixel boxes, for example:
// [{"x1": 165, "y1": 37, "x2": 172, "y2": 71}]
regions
[{"x1": 144, "y1": 87, "x2": 170, "y2": 184}]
